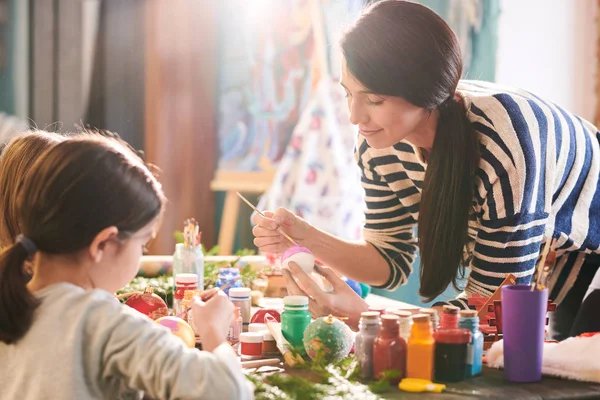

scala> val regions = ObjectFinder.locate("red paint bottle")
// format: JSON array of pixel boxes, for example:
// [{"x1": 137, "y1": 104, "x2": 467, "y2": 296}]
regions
[{"x1": 372, "y1": 314, "x2": 407, "y2": 383}]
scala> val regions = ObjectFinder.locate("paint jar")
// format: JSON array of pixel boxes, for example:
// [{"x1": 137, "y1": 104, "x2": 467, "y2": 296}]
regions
[
  {"x1": 407, "y1": 314, "x2": 435, "y2": 381},
  {"x1": 387, "y1": 309, "x2": 413, "y2": 342},
  {"x1": 173, "y1": 273, "x2": 198, "y2": 314},
  {"x1": 281, "y1": 296, "x2": 311, "y2": 354},
  {"x1": 248, "y1": 323, "x2": 268, "y2": 333},
  {"x1": 419, "y1": 308, "x2": 439, "y2": 330},
  {"x1": 433, "y1": 328, "x2": 472, "y2": 382},
  {"x1": 215, "y1": 267, "x2": 243, "y2": 296},
  {"x1": 439, "y1": 305, "x2": 460, "y2": 329},
  {"x1": 368, "y1": 306, "x2": 386, "y2": 315},
  {"x1": 228, "y1": 306, "x2": 243, "y2": 345},
  {"x1": 458, "y1": 310, "x2": 483, "y2": 377},
  {"x1": 355, "y1": 311, "x2": 381, "y2": 380},
  {"x1": 229, "y1": 288, "x2": 252, "y2": 332},
  {"x1": 239, "y1": 332, "x2": 264, "y2": 360},
  {"x1": 372, "y1": 314, "x2": 407, "y2": 383},
  {"x1": 262, "y1": 331, "x2": 279, "y2": 357}
]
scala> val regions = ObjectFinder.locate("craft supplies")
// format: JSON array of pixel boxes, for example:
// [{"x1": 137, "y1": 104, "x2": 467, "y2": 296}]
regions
[
  {"x1": 433, "y1": 328, "x2": 471, "y2": 382},
  {"x1": 531, "y1": 238, "x2": 554, "y2": 291},
  {"x1": 458, "y1": 310, "x2": 483, "y2": 377},
  {"x1": 387, "y1": 309, "x2": 413, "y2": 342},
  {"x1": 262, "y1": 332, "x2": 279, "y2": 358},
  {"x1": 236, "y1": 191, "x2": 298, "y2": 246},
  {"x1": 399, "y1": 378, "x2": 483, "y2": 396},
  {"x1": 248, "y1": 323, "x2": 268, "y2": 333},
  {"x1": 228, "y1": 307, "x2": 243, "y2": 345},
  {"x1": 251, "y1": 308, "x2": 281, "y2": 324},
  {"x1": 303, "y1": 315, "x2": 354, "y2": 363},
  {"x1": 501, "y1": 284, "x2": 548, "y2": 382},
  {"x1": 477, "y1": 273, "x2": 516, "y2": 320},
  {"x1": 215, "y1": 267, "x2": 243, "y2": 296},
  {"x1": 368, "y1": 306, "x2": 386, "y2": 315},
  {"x1": 419, "y1": 308, "x2": 439, "y2": 330},
  {"x1": 240, "y1": 358, "x2": 281, "y2": 369},
  {"x1": 281, "y1": 295, "x2": 312, "y2": 354},
  {"x1": 178, "y1": 290, "x2": 197, "y2": 335},
  {"x1": 281, "y1": 246, "x2": 315, "y2": 274},
  {"x1": 229, "y1": 287, "x2": 252, "y2": 332},
  {"x1": 355, "y1": 311, "x2": 381, "y2": 379},
  {"x1": 172, "y1": 219, "x2": 204, "y2": 301},
  {"x1": 124, "y1": 285, "x2": 169, "y2": 320},
  {"x1": 407, "y1": 314, "x2": 435, "y2": 381},
  {"x1": 372, "y1": 314, "x2": 407, "y2": 383},
  {"x1": 439, "y1": 305, "x2": 460, "y2": 329},
  {"x1": 240, "y1": 332, "x2": 264, "y2": 360},
  {"x1": 173, "y1": 273, "x2": 198, "y2": 314},
  {"x1": 264, "y1": 313, "x2": 304, "y2": 367},
  {"x1": 155, "y1": 316, "x2": 196, "y2": 348}
]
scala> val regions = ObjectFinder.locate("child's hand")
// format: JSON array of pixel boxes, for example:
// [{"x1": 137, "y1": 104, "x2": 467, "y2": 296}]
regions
[{"x1": 191, "y1": 290, "x2": 234, "y2": 352}]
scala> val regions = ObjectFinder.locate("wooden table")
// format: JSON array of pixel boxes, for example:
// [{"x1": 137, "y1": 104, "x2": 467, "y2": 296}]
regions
[{"x1": 378, "y1": 367, "x2": 600, "y2": 399}]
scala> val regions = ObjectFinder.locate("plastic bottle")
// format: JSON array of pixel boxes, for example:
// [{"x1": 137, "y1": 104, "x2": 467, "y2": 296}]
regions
[
  {"x1": 406, "y1": 313, "x2": 435, "y2": 380},
  {"x1": 354, "y1": 311, "x2": 381, "y2": 379},
  {"x1": 458, "y1": 309, "x2": 484, "y2": 377}
]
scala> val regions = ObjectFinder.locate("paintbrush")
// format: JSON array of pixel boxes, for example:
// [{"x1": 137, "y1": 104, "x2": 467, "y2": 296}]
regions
[
  {"x1": 175, "y1": 279, "x2": 240, "y2": 318},
  {"x1": 264, "y1": 313, "x2": 304, "y2": 367},
  {"x1": 236, "y1": 192, "x2": 299, "y2": 247},
  {"x1": 531, "y1": 238, "x2": 553, "y2": 291}
]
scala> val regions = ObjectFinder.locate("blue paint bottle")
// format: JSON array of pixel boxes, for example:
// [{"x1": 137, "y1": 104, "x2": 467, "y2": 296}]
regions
[{"x1": 458, "y1": 310, "x2": 483, "y2": 377}]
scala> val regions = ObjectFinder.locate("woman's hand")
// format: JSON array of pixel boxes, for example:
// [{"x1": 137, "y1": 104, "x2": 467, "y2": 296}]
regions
[
  {"x1": 283, "y1": 262, "x2": 369, "y2": 330},
  {"x1": 251, "y1": 208, "x2": 312, "y2": 254},
  {"x1": 191, "y1": 290, "x2": 234, "y2": 352}
]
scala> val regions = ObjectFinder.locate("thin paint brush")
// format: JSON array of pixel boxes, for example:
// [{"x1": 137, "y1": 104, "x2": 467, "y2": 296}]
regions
[{"x1": 236, "y1": 192, "x2": 299, "y2": 247}]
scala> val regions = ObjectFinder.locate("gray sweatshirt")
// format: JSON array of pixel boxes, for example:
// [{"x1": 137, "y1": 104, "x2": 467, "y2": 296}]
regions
[{"x1": 0, "y1": 283, "x2": 253, "y2": 400}]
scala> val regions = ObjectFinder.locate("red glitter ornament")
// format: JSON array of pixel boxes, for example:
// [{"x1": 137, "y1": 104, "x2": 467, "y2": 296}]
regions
[
  {"x1": 125, "y1": 286, "x2": 169, "y2": 320},
  {"x1": 251, "y1": 309, "x2": 281, "y2": 324}
]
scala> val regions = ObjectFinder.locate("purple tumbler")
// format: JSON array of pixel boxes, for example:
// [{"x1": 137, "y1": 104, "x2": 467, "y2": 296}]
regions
[{"x1": 501, "y1": 285, "x2": 548, "y2": 382}]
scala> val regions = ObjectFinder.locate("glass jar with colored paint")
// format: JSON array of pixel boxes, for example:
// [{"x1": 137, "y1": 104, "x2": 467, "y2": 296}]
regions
[
  {"x1": 458, "y1": 309, "x2": 483, "y2": 377},
  {"x1": 239, "y1": 332, "x2": 264, "y2": 360},
  {"x1": 433, "y1": 328, "x2": 472, "y2": 382},
  {"x1": 419, "y1": 308, "x2": 439, "y2": 330},
  {"x1": 439, "y1": 305, "x2": 460, "y2": 329},
  {"x1": 406, "y1": 313, "x2": 435, "y2": 381},
  {"x1": 372, "y1": 314, "x2": 407, "y2": 383},
  {"x1": 355, "y1": 311, "x2": 381, "y2": 379},
  {"x1": 229, "y1": 288, "x2": 252, "y2": 332},
  {"x1": 387, "y1": 309, "x2": 413, "y2": 342},
  {"x1": 281, "y1": 296, "x2": 311, "y2": 354}
]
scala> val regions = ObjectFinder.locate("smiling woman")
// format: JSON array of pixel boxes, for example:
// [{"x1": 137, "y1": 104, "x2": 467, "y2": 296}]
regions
[{"x1": 252, "y1": 0, "x2": 600, "y2": 342}]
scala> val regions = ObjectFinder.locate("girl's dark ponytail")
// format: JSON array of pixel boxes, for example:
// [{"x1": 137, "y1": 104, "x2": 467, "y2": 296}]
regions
[
  {"x1": 0, "y1": 242, "x2": 39, "y2": 344},
  {"x1": 418, "y1": 98, "x2": 480, "y2": 301}
]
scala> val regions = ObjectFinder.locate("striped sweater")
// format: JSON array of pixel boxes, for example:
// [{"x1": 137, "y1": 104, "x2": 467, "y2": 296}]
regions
[{"x1": 355, "y1": 80, "x2": 600, "y2": 308}]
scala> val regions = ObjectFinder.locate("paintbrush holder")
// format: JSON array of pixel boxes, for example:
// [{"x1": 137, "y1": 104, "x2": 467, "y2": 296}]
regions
[{"x1": 501, "y1": 285, "x2": 548, "y2": 382}]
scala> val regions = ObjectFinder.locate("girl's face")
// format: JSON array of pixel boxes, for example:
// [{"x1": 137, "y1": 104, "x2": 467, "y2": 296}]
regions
[
  {"x1": 90, "y1": 220, "x2": 157, "y2": 294},
  {"x1": 340, "y1": 59, "x2": 435, "y2": 150}
]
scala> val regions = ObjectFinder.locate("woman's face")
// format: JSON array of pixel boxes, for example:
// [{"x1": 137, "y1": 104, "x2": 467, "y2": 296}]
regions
[{"x1": 340, "y1": 59, "x2": 435, "y2": 150}]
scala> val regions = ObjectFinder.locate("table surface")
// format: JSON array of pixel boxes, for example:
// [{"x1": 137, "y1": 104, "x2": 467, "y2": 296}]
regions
[
  {"x1": 273, "y1": 295, "x2": 599, "y2": 399},
  {"x1": 379, "y1": 367, "x2": 600, "y2": 399}
]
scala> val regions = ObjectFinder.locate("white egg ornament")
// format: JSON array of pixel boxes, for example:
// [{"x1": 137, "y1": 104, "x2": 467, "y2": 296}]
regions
[
  {"x1": 281, "y1": 246, "x2": 333, "y2": 293},
  {"x1": 281, "y1": 246, "x2": 315, "y2": 274}
]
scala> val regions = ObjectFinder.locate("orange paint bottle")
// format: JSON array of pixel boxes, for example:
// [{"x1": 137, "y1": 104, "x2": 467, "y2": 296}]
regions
[{"x1": 406, "y1": 313, "x2": 435, "y2": 381}]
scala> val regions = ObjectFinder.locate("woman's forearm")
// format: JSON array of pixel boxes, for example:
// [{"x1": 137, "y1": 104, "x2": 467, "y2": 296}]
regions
[{"x1": 301, "y1": 225, "x2": 391, "y2": 286}]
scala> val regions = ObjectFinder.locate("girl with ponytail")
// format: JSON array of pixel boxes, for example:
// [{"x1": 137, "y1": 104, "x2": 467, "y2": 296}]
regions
[
  {"x1": 0, "y1": 136, "x2": 252, "y2": 399},
  {"x1": 252, "y1": 0, "x2": 600, "y2": 340}
]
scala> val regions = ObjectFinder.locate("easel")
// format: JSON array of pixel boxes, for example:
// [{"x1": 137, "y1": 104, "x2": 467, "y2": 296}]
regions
[{"x1": 210, "y1": 0, "x2": 328, "y2": 255}]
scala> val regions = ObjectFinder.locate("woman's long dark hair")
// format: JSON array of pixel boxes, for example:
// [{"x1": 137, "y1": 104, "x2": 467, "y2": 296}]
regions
[
  {"x1": 341, "y1": 0, "x2": 480, "y2": 301},
  {"x1": 0, "y1": 137, "x2": 165, "y2": 344}
]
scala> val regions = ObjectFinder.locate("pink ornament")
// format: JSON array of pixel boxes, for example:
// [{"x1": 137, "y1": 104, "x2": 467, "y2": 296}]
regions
[{"x1": 281, "y1": 246, "x2": 315, "y2": 274}]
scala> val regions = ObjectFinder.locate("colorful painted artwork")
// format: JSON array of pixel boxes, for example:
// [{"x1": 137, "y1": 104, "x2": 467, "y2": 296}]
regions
[{"x1": 216, "y1": 0, "x2": 365, "y2": 172}]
